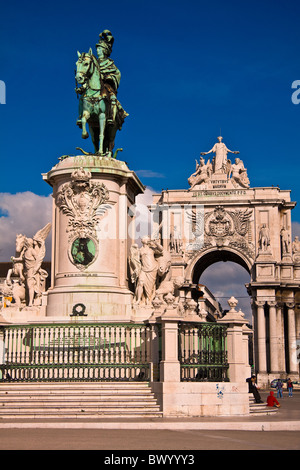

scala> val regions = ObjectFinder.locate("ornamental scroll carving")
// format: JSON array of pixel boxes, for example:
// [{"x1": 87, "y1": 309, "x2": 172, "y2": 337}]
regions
[{"x1": 55, "y1": 167, "x2": 110, "y2": 240}]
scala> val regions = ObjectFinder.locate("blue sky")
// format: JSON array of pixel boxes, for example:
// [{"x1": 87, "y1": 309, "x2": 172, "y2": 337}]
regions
[
  {"x1": 1, "y1": 0, "x2": 300, "y2": 205},
  {"x1": 1, "y1": 0, "x2": 300, "y2": 316}
]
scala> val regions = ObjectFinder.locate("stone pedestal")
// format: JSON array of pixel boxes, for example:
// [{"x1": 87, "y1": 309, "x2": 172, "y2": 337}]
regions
[
  {"x1": 42, "y1": 155, "x2": 144, "y2": 320},
  {"x1": 218, "y1": 297, "x2": 252, "y2": 383}
]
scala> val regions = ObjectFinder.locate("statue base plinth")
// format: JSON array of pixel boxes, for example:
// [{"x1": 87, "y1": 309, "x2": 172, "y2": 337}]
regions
[
  {"x1": 45, "y1": 286, "x2": 134, "y2": 321},
  {"x1": 0, "y1": 305, "x2": 46, "y2": 323},
  {"x1": 42, "y1": 155, "x2": 144, "y2": 321}
]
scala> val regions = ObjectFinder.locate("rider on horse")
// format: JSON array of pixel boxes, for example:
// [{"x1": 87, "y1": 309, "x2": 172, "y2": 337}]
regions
[{"x1": 76, "y1": 30, "x2": 126, "y2": 130}]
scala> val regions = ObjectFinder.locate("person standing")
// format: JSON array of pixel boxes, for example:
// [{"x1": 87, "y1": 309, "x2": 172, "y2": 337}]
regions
[
  {"x1": 276, "y1": 379, "x2": 283, "y2": 398},
  {"x1": 287, "y1": 378, "x2": 293, "y2": 397}
]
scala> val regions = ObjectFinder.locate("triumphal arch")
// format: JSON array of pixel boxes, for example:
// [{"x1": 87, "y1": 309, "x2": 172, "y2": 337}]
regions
[{"x1": 150, "y1": 135, "x2": 300, "y2": 385}]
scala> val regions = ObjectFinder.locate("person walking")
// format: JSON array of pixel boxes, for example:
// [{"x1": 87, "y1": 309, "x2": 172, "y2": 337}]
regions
[
  {"x1": 287, "y1": 378, "x2": 293, "y2": 397},
  {"x1": 276, "y1": 379, "x2": 283, "y2": 398}
]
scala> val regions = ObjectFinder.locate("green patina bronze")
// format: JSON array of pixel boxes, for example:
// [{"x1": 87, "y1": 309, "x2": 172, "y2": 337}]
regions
[
  {"x1": 75, "y1": 30, "x2": 128, "y2": 157},
  {"x1": 71, "y1": 237, "x2": 96, "y2": 266}
]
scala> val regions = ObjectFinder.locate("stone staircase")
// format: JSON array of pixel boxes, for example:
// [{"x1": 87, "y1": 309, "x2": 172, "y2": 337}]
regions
[
  {"x1": 249, "y1": 395, "x2": 279, "y2": 416},
  {"x1": 0, "y1": 382, "x2": 163, "y2": 419}
]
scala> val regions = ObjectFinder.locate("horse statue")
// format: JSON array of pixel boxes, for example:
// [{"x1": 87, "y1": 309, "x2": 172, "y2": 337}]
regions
[{"x1": 75, "y1": 49, "x2": 128, "y2": 156}]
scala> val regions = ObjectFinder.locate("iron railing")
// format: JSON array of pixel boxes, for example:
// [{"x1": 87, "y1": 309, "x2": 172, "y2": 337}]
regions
[
  {"x1": 0, "y1": 323, "x2": 155, "y2": 382},
  {"x1": 178, "y1": 322, "x2": 229, "y2": 382}
]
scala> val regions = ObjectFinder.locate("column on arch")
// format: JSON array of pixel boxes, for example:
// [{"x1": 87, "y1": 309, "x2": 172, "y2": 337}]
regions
[
  {"x1": 276, "y1": 302, "x2": 286, "y2": 374},
  {"x1": 286, "y1": 302, "x2": 298, "y2": 375},
  {"x1": 267, "y1": 300, "x2": 279, "y2": 374},
  {"x1": 255, "y1": 300, "x2": 267, "y2": 374}
]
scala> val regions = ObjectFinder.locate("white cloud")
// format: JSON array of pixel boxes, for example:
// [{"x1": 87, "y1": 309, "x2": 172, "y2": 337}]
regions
[
  {"x1": 135, "y1": 170, "x2": 165, "y2": 178},
  {"x1": 135, "y1": 186, "x2": 159, "y2": 206},
  {"x1": 0, "y1": 188, "x2": 159, "y2": 263},
  {"x1": 0, "y1": 192, "x2": 52, "y2": 262}
]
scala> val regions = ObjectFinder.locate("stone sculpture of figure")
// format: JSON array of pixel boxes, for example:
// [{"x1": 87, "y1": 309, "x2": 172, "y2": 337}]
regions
[
  {"x1": 201, "y1": 136, "x2": 239, "y2": 174},
  {"x1": 2, "y1": 224, "x2": 51, "y2": 308},
  {"x1": 134, "y1": 237, "x2": 164, "y2": 305},
  {"x1": 258, "y1": 224, "x2": 270, "y2": 252},
  {"x1": 129, "y1": 244, "x2": 141, "y2": 286},
  {"x1": 23, "y1": 223, "x2": 51, "y2": 307},
  {"x1": 156, "y1": 248, "x2": 172, "y2": 285},
  {"x1": 170, "y1": 226, "x2": 182, "y2": 253},
  {"x1": 292, "y1": 236, "x2": 300, "y2": 261},
  {"x1": 188, "y1": 157, "x2": 212, "y2": 188},
  {"x1": 154, "y1": 276, "x2": 184, "y2": 304},
  {"x1": 229, "y1": 158, "x2": 250, "y2": 188},
  {"x1": 280, "y1": 227, "x2": 290, "y2": 255},
  {"x1": 6, "y1": 234, "x2": 27, "y2": 286}
]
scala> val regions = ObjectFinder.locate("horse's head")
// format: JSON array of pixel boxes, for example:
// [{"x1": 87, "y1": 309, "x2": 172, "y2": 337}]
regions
[
  {"x1": 157, "y1": 251, "x2": 172, "y2": 277},
  {"x1": 75, "y1": 49, "x2": 94, "y2": 84},
  {"x1": 15, "y1": 234, "x2": 26, "y2": 253}
]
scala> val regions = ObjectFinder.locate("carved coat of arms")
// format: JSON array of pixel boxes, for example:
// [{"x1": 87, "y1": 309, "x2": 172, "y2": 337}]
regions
[{"x1": 55, "y1": 167, "x2": 110, "y2": 240}]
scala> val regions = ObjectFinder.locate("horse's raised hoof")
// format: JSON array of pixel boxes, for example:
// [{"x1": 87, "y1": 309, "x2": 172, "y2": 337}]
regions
[{"x1": 82, "y1": 132, "x2": 89, "y2": 139}]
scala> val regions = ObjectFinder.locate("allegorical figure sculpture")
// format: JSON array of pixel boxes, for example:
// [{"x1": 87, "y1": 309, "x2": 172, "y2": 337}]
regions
[
  {"x1": 134, "y1": 237, "x2": 163, "y2": 305},
  {"x1": 1, "y1": 223, "x2": 51, "y2": 308},
  {"x1": 280, "y1": 227, "x2": 290, "y2": 255},
  {"x1": 188, "y1": 157, "x2": 212, "y2": 188},
  {"x1": 258, "y1": 223, "x2": 271, "y2": 252},
  {"x1": 201, "y1": 136, "x2": 239, "y2": 174},
  {"x1": 75, "y1": 29, "x2": 128, "y2": 156},
  {"x1": 188, "y1": 136, "x2": 250, "y2": 190},
  {"x1": 292, "y1": 236, "x2": 300, "y2": 261},
  {"x1": 229, "y1": 158, "x2": 250, "y2": 188},
  {"x1": 131, "y1": 237, "x2": 175, "y2": 306}
]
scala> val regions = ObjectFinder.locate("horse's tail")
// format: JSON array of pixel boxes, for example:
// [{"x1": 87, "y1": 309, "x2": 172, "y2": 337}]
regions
[{"x1": 76, "y1": 147, "x2": 91, "y2": 155}]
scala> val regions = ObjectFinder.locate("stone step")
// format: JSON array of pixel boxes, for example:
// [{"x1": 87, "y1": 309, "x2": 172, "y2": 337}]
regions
[
  {"x1": 0, "y1": 404, "x2": 161, "y2": 412},
  {"x1": 0, "y1": 382, "x2": 163, "y2": 419},
  {"x1": 248, "y1": 396, "x2": 278, "y2": 415},
  {"x1": 0, "y1": 382, "x2": 151, "y2": 389},
  {"x1": 0, "y1": 389, "x2": 155, "y2": 396},
  {"x1": 0, "y1": 397, "x2": 159, "y2": 405},
  {"x1": 0, "y1": 394, "x2": 156, "y2": 401},
  {"x1": 0, "y1": 411, "x2": 163, "y2": 419}
]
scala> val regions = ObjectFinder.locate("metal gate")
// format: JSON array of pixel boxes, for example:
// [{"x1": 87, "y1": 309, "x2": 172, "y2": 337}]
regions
[
  {"x1": 178, "y1": 322, "x2": 229, "y2": 381},
  {"x1": 0, "y1": 323, "x2": 154, "y2": 382}
]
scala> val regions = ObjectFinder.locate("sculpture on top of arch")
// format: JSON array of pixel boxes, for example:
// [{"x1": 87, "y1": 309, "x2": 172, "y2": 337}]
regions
[{"x1": 188, "y1": 136, "x2": 250, "y2": 190}]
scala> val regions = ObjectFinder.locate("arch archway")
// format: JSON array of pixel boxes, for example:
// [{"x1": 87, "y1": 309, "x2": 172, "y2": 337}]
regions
[
  {"x1": 185, "y1": 247, "x2": 253, "y2": 319},
  {"x1": 185, "y1": 246, "x2": 253, "y2": 285},
  {"x1": 200, "y1": 261, "x2": 251, "y2": 317}
]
